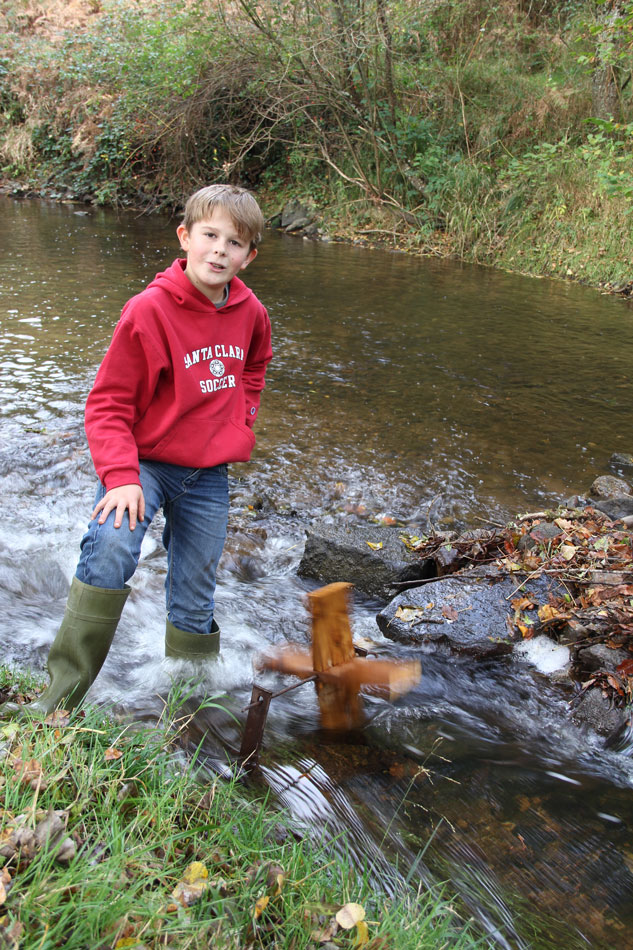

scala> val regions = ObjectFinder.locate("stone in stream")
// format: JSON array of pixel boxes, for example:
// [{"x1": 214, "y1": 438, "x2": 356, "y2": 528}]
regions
[
  {"x1": 571, "y1": 689, "x2": 628, "y2": 738},
  {"x1": 608, "y1": 452, "x2": 633, "y2": 477},
  {"x1": 590, "y1": 474, "x2": 632, "y2": 498},
  {"x1": 590, "y1": 495, "x2": 633, "y2": 522},
  {"x1": 376, "y1": 570, "x2": 568, "y2": 660},
  {"x1": 297, "y1": 523, "x2": 433, "y2": 601}
]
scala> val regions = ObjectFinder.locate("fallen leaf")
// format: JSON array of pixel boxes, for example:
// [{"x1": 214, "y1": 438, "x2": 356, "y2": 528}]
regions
[
  {"x1": 34, "y1": 809, "x2": 76, "y2": 864},
  {"x1": 182, "y1": 861, "x2": 208, "y2": 885},
  {"x1": 394, "y1": 606, "x2": 424, "y2": 624},
  {"x1": 44, "y1": 710, "x2": 71, "y2": 728},
  {"x1": 311, "y1": 919, "x2": 339, "y2": 942},
  {"x1": 559, "y1": 544, "x2": 576, "y2": 561},
  {"x1": 355, "y1": 919, "x2": 370, "y2": 947},
  {"x1": 0, "y1": 868, "x2": 10, "y2": 905},
  {"x1": 12, "y1": 756, "x2": 46, "y2": 790},
  {"x1": 171, "y1": 880, "x2": 207, "y2": 907},
  {"x1": 336, "y1": 902, "x2": 366, "y2": 929},
  {"x1": 376, "y1": 515, "x2": 396, "y2": 526},
  {"x1": 441, "y1": 606, "x2": 459, "y2": 622},
  {"x1": 104, "y1": 748, "x2": 123, "y2": 761},
  {"x1": 617, "y1": 658, "x2": 633, "y2": 676},
  {"x1": 554, "y1": 518, "x2": 574, "y2": 531},
  {"x1": 366, "y1": 541, "x2": 383, "y2": 551},
  {"x1": 0, "y1": 723, "x2": 20, "y2": 741},
  {"x1": 537, "y1": 604, "x2": 561, "y2": 623},
  {"x1": 171, "y1": 861, "x2": 209, "y2": 907},
  {"x1": 0, "y1": 918, "x2": 23, "y2": 947},
  {"x1": 253, "y1": 895, "x2": 269, "y2": 919}
]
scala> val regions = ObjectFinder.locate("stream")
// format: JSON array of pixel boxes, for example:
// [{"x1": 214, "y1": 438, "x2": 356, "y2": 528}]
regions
[{"x1": 1, "y1": 196, "x2": 633, "y2": 947}]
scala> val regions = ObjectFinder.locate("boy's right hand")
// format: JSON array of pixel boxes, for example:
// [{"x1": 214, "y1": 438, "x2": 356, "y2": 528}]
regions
[{"x1": 92, "y1": 484, "x2": 146, "y2": 530}]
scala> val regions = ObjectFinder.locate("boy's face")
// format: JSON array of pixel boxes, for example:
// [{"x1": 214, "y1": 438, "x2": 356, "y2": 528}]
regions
[{"x1": 177, "y1": 208, "x2": 257, "y2": 304}]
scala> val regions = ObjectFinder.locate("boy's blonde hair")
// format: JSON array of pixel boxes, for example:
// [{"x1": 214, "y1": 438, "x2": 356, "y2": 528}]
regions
[{"x1": 182, "y1": 184, "x2": 264, "y2": 249}]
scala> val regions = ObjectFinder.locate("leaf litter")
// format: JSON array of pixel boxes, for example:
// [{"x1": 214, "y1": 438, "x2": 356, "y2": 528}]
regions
[{"x1": 401, "y1": 504, "x2": 633, "y2": 707}]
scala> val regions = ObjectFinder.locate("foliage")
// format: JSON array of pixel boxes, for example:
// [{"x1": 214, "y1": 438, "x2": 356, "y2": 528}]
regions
[
  {"x1": 0, "y1": 670, "x2": 482, "y2": 948},
  {"x1": 2, "y1": 1, "x2": 633, "y2": 287}
]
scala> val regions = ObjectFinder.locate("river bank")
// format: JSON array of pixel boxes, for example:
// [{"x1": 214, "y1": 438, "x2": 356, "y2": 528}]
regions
[
  {"x1": 3, "y1": 1, "x2": 633, "y2": 295},
  {"x1": 0, "y1": 667, "x2": 482, "y2": 950}
]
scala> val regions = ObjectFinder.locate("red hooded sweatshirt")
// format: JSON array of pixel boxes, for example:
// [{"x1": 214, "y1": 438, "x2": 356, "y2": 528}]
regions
[{"x1": 85, "y1": 259, "x2": 272, "y2": 490}]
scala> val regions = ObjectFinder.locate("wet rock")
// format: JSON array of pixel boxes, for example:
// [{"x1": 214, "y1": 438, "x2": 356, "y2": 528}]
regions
[
  {"x1": 559, "y1": 614, "x2": 611, "y2": 645},
  {"x1": 562, "y1": 493, "x2": 590, "y2": 509},
  {"x1": 281, "y1": 200, "x2": 314, "y2": 233},
  {"x1": 589, "y1": 475, "x2": 631, "y2": 499},
  {"x1": 573, "y1": 642, "x2": 630, "y2": 676},
  {"x1": 571, "y1": 688, "x2": 627, "y2": 737},
  {"x1": 517, "y1": 521, "x2": 563, "y2": 552},
  {"x1": 434, "y1": 544, "x2": 462, "y2": 575},
  {"x1": 607, "y1": 453, "x2": 633, "y2": 477},
  {"x1": 297, "y1": 523, "x2": 432, "y2": 601},
  {"x1": 376, "y1": 574, "x2": 518, "y2": 658},
  {"x1": 589, "y1": 495, "x2": 633, "y2": 522}
]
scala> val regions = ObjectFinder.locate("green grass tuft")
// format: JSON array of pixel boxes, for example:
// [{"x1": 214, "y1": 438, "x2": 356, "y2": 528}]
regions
[{"x1": 0, "y1": 665, "x2": 482, "y2": 949}]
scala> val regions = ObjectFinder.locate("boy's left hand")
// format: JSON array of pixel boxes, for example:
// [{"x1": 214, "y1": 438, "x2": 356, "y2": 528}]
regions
[{"x1": 92, "y1": 484, "x2": 146, "y2": 530}]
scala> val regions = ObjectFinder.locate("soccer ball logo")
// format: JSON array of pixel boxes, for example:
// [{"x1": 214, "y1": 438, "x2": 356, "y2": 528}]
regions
[{"x1": 209, "y1": 359, "x2": 225, "y2": 378}]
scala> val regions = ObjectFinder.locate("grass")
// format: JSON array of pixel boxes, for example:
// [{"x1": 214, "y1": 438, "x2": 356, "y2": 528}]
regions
[{"x1": 0, "y1": 665, "x2": 484, "y2": 949}]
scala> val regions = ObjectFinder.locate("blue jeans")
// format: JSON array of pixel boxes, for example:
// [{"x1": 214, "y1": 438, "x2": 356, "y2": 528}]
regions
[{"x1": 76, "y1": 460, "x2": 229, "y2": 635}]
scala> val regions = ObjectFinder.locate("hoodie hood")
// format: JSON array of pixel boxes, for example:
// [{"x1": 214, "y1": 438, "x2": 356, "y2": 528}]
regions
[{"x1": 147, "y1": 258, "x2": 253, "y2": 312}]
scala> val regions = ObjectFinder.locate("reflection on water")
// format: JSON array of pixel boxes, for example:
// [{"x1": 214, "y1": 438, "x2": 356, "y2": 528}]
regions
[{"x1": 1, "y1": 197, "x2": 633, "y2": 947}]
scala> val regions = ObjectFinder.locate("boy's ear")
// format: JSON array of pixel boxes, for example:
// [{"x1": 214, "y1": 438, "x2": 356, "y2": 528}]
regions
[
  {"x1": 176, "y1": 224, "x2": 189, "y2": 251},
  {"x1": 241, "y1": 247, "x2": 258, "y2": 270}
]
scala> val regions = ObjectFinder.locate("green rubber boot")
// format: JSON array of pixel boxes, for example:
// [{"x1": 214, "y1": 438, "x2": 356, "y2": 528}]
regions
[
  {"x1": 1, "y1": 577, "x2": 130, "y2": 718},
  {"x1": 165, "y1": 619, "x2": 220, "y2": 658}
]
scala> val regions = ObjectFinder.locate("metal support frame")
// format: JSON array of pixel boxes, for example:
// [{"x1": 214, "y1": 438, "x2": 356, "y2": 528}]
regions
[{"x1": 238, "y1": 674, "x2": 318, "y2": 769}]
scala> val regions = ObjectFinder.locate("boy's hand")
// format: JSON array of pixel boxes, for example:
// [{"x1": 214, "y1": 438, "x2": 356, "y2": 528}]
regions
[{"x1": 92, "y1": 484, "x2": 146, "y2": 530}]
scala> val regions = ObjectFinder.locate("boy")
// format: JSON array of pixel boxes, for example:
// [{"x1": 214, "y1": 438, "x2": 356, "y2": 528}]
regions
[{"x1": 4, "y1": 183, "x2": 272, "y2": 717}]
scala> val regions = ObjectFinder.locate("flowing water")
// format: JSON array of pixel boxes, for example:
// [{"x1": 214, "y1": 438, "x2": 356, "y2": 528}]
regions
[{"x1": 1, "y1": 196, "x2": 633, "y2": 947}]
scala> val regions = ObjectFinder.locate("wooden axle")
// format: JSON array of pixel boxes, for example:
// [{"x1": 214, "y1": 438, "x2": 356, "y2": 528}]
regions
[{"x1": 258, "y1": 648, "x2": 420, "y2": 700}]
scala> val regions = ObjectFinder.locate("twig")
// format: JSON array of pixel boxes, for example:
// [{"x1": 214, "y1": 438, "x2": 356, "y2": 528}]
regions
[{"x1": 472, "y1": 515, "x2": 506, "y2": 528}]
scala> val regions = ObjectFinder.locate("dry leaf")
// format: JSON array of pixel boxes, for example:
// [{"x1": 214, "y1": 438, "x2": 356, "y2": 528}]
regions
[
  {"x1": 366, "y1": 541, "x2": 383, "y2": 551},
  {"x1": 104, "y1": 748, "x2": 123, "y2": 761},
  {"x1": 537, "y1": 604, "x2": 560, "y2": 623},
  {"x1": 394, "y1": 605, "x2": 423, "y2": 624},
  {"x1": 171, "y1": 861, "x2": 209, "y2": 907},
  {"x1": 182, "y1": 861, "x2": 208, "y2": 885},
  {"x1": 12, "y1": 757, "x2": 46, "y2": 790},
  {"x1": 336, "y1": 902, "x2": 366, "y2": 929},
  {"x1": 253, "y1": 895, "x2": 269, "y2": 919},
  {"x1": 311, "y1": 918, "x2": 339, "y2": 942},
  {"x1": 355, "y1": 919, "x2": 370, "y2": 947},
  {"x1": 0, "y1": 868, "x2": 10, "y2": 905},
  {"x1": 44, "y1": 710, "x2": 71, "y2": 728}
]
